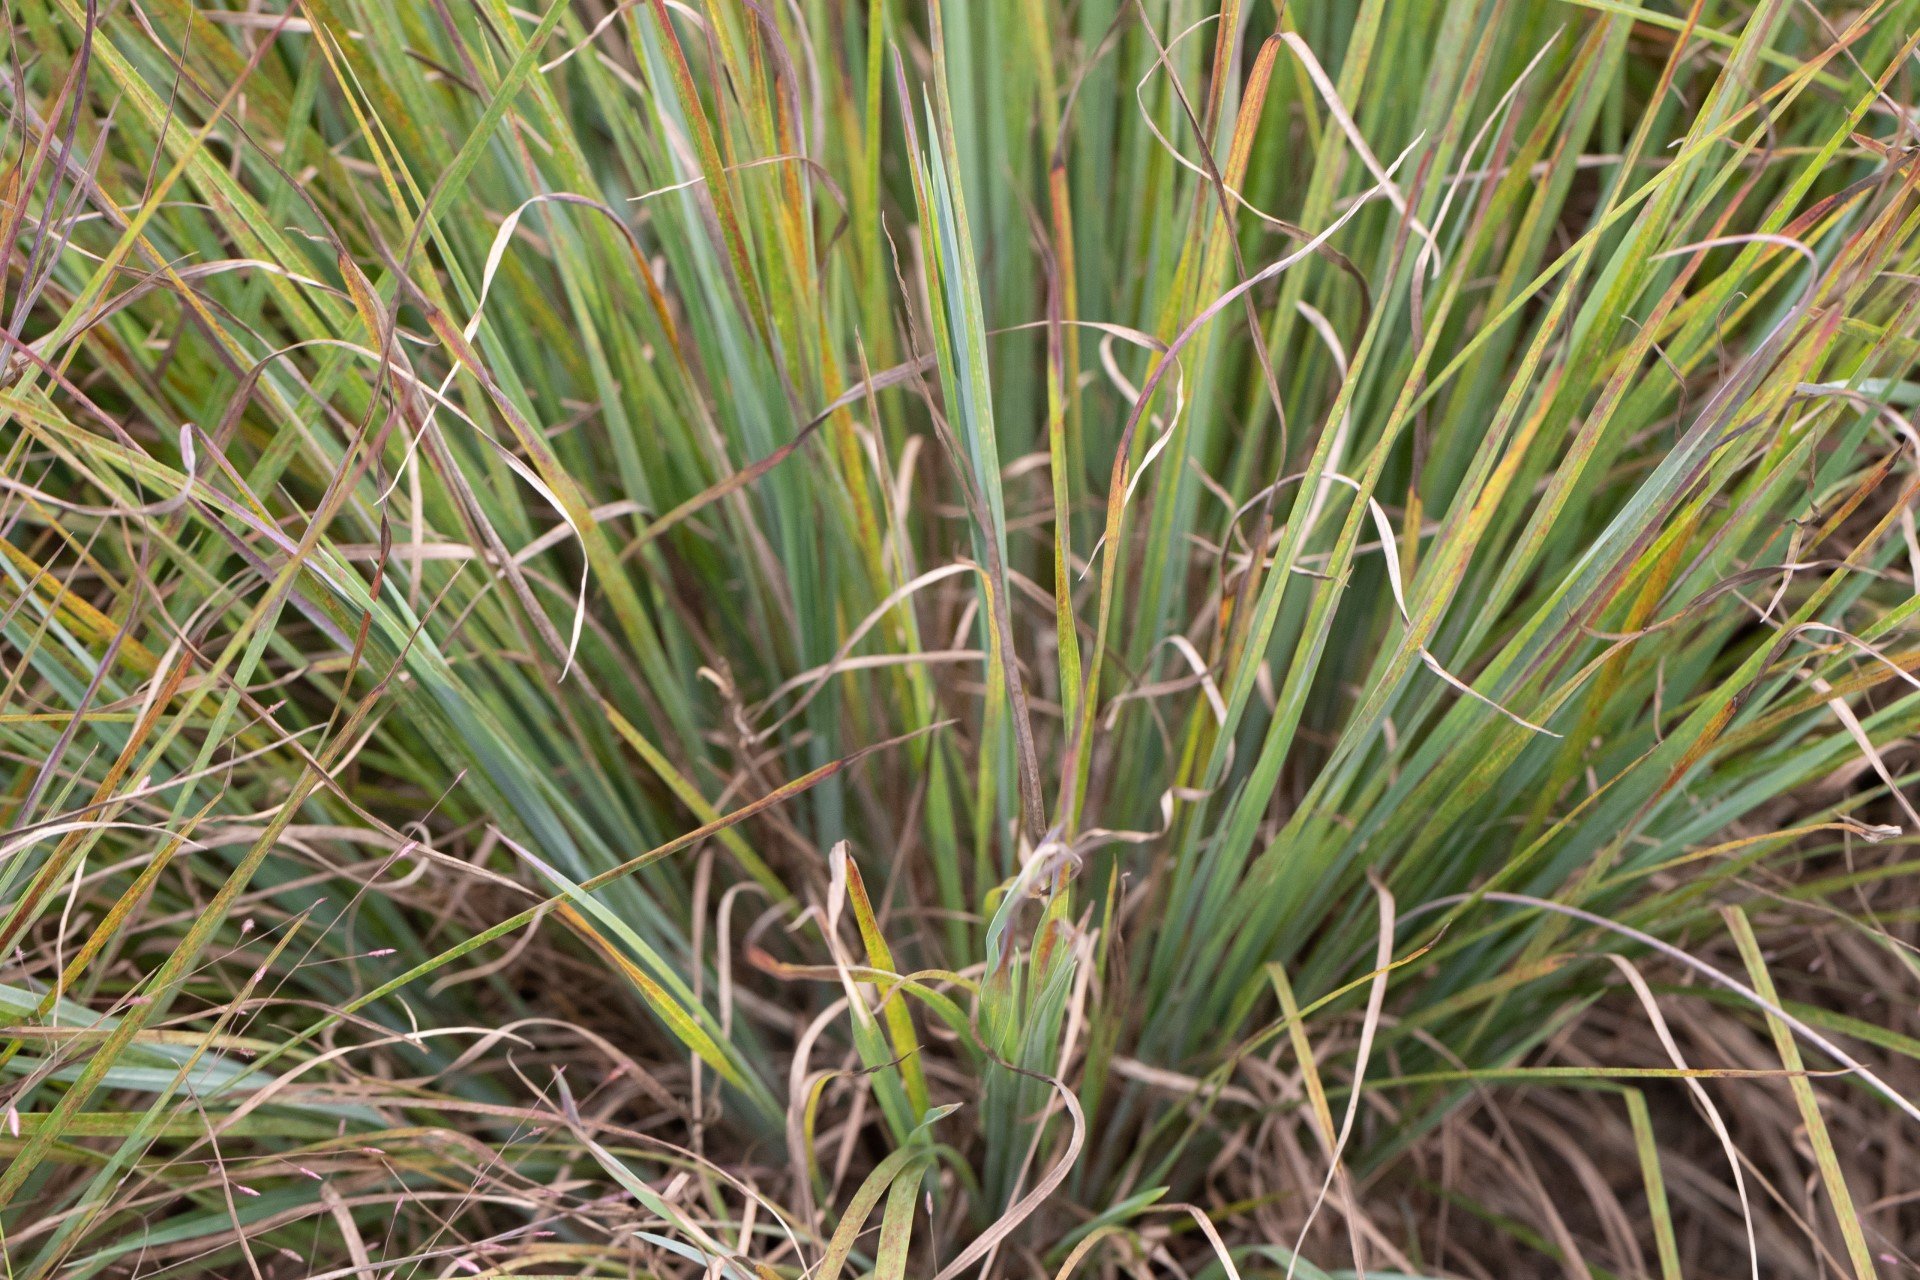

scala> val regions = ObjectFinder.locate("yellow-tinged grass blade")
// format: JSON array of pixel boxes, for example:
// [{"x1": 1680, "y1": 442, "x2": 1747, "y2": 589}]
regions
[
  {"x1": 1724, "y1": 906, "x2": 1877, "y2": 1280},
  {"x1": 1623, "y1": 1088, "x2": 1683, "y2": 1280},
  {"x1": 841, "y1": 855, "x2": 931, "y2": 1117}
]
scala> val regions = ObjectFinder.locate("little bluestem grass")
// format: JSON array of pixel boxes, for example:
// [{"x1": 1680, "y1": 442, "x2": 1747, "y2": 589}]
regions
[{"x1": 4, "y1": 1, "x2": 1920, "y2": 1275}]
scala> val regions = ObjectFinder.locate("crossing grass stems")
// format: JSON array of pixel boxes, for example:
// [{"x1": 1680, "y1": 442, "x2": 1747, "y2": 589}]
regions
[{"x1": 4, "y1": 0, "x2": 1920, "y2": 1276}]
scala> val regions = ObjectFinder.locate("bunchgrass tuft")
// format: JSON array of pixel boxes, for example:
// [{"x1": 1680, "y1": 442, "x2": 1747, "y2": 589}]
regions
[{"x1": 5, "y1": 0, "x2": 1920, "y2": 1275}]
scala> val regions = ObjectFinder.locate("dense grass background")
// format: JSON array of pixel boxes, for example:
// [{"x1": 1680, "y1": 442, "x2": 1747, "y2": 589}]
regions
[{"x1": 5, "y1": 0, "x2": 1920, "y2": 1275}]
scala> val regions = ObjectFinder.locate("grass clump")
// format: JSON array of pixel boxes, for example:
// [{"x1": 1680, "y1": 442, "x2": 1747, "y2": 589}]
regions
[{"x1": 5, "y1": 0, "x2": 1920, "y2": 1275}]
